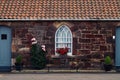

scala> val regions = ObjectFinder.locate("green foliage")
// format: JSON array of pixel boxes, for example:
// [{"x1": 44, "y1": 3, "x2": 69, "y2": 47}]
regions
[
  {"x1": 104, "y1": 56, "x2": 112, "y2": 65},
  {"x1": 30, "y1": 44, "x2": 47, "y2": 69},
  {"x1": 16, "y1": 55, "x2": 22, "y2": 63}
]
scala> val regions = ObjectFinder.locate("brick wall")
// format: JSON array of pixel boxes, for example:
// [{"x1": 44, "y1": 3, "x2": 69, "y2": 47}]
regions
[
  {"x1": 0, "y1": 21, "x2": 119, "y2": 69},
  {"x1": 72, "y1": 22, "x2": 115, "y2": 55}
]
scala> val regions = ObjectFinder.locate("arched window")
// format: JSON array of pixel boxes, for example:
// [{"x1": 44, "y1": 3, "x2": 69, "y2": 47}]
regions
[{"x1": 55, "y1": 25, "x2": 72, "y2": 56}]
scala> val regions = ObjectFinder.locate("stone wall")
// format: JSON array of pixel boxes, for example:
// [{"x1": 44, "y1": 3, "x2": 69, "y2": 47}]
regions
[{"x1": 0, "y1": 21, "x2": 119, "y2": 69}]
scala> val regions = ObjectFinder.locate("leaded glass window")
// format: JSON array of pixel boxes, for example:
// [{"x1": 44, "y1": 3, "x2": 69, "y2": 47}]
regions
[{"x1": 55, "y1": 25, "x2": 72, "y2": 56}]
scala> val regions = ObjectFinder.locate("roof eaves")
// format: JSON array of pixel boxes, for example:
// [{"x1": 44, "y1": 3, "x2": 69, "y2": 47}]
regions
[{"x1": 0, "y1": 18, "x2": 120, "y2": 21}]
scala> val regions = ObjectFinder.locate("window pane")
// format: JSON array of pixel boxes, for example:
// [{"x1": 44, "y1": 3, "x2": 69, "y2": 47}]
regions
[{"x1": 1, "y1": 34, "x2": 7, "y2": 40}]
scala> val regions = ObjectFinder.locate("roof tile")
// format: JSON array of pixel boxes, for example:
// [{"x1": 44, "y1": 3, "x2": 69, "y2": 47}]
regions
[{"x1": 0, "y1": 0, "x2": 119, "y2": 20}]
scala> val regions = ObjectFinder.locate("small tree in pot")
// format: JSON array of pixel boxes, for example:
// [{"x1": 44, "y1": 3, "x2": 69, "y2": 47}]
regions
[
  {"x1": 104, "y1": 56, "x2": 112, "y2": 71},
  {"x1": 15, "y1": 55, "x2": 23, "y2": 71}
]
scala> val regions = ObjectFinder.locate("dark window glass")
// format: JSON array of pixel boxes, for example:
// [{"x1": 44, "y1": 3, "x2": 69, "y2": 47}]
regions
[{"x1": 1, "y1": 34, "x2": 7, "y2": 40}]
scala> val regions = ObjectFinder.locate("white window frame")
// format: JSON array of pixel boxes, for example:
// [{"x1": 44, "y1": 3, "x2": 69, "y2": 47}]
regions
[{"x1": 55, "y1": 25, "x2": 73, "y2": 56}]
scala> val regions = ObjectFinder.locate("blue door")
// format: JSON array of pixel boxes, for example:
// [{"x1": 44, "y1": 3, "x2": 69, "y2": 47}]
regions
[
  {"x1": 115, "y1": 27, "x2": 120, "y2": 70},
  {"x1": 0, "y1": 26, "x2": 12, "y2": 72}
]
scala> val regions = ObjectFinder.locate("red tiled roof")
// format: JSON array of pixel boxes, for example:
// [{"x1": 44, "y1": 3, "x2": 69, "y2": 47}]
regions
[{"x1": 0, "y1": 0, "x2": 120, "y2": 20}]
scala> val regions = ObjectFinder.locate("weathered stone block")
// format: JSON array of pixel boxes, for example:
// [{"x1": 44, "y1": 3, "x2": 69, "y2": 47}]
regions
[
  {"x1": 100, "y1": 46, "x2": 107, "y2": 51},
  {"x1": 80, "y1": 50, "x2": 90, "y2": 54},
  {"x1": 79, "y1": 38, "x2": 90, "y2": 43},
  {"x1": 94, "y1": 35, "x2": 103, "y2": 38},
  {"x1": 86, "y1": 34, "x2": 95, "y2": 38},
  {"x1": 106, "y1": 37, "x2": 113, "y2": 43}
]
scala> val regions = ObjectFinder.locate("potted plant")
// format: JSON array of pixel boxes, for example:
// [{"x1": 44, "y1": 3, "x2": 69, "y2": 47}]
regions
[
  {"x1": 15, "y1": 55, "x2": 23, "y2": 71},
  {"x1": 104, "y1": 56, "x2": 112, "y2": 71}
]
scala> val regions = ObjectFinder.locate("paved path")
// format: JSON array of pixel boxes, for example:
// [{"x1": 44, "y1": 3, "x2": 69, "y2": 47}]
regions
[{"x1": 0, "y1": 73, "x2": 120, "y2": 80}]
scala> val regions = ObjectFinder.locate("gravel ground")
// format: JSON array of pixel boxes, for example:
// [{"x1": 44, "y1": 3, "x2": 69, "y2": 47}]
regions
[{"x1": 0, "y1": 73, "x2": 120, "y2": 80}]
